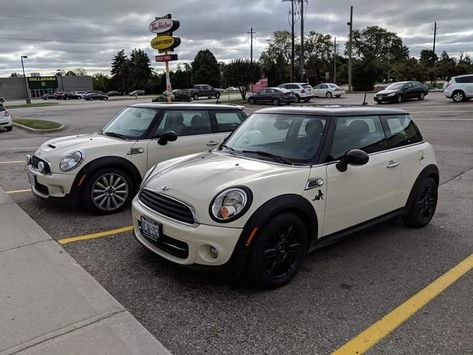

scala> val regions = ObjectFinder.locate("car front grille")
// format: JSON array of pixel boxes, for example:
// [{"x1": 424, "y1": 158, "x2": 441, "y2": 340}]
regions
[
  {"x1": 141, "y1": 231, "x2": 189, "y2": 259},
  {"x1": 139, "y1": 189, "x2": 196, "y2": 225},
  {"x1": 31, "y1": 155, "x2": 51, "y2": 174}
]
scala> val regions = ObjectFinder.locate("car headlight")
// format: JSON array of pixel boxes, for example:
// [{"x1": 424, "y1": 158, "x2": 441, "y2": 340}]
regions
[
  {"x1": 210, "y1": 187, "x2": 252, "y2": 222},
  {"x1": 387, "y1": 92, "x2": 396, "y2": 97},
  {"x1": 59, "y1": 151, "x2": 84, "y2": 171}
]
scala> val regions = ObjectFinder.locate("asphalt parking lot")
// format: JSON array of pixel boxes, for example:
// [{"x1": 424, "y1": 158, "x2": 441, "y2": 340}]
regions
[{"x1": 1, "y1": 92, "x2": 472, "y2": 354}]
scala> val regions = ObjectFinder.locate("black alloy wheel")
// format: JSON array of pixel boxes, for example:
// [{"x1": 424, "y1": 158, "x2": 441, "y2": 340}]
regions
[
  {"x1": 248, "y1": 213, "x2": 307, "y2": 288},
  {"x1": 272, "y1": 98, "x2": 280, "y2": 106},
  {"x1": 193, "y1": 93, "x2": 199, "y2": 100},
  {"x1": 419, "y1": 92, "x2": 425, "y2": 100},
  {"x1": 403, "y1": 177, "x2": 438, "y2": 228},
  {"x1": 248, "y1": 97, "x2": 255, "y2": 105}
]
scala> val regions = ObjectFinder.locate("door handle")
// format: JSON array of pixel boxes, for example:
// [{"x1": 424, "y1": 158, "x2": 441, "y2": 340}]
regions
[
  {"x1": 387, "y1": 160, "x2": 400, "y2": 168},
  {"x1": 206, "y1": 141, "x2": 219, "y2": 147}
]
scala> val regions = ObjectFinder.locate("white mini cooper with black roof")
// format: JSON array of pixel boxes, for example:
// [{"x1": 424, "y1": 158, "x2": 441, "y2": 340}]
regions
[{"x1": 133, "y1": 106, "x2": 439, "y2": 288}]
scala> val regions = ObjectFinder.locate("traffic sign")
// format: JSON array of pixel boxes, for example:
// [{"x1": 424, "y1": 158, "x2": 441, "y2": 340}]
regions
[{"x1": 155, "y1": 54, "x2": 178, "y2": 62}]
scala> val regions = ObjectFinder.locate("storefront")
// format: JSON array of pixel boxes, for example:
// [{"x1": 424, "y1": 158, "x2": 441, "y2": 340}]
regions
[{"x1": 27, "y1": 76, "x2": 58, "y2": 98}]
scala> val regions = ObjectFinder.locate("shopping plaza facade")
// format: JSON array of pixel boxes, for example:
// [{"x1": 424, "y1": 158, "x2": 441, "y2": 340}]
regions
[{"x1": 0, "y1": 75, "x2": 93, "y2": 100}]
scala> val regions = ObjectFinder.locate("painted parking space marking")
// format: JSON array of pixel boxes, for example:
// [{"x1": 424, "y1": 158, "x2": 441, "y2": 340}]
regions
[
  {"x1": 333, "y1": 253, "x2": 473, "y2": 355},
  {"x1": 58, "y1": 225, "x2": 133, "y2": 245},
  {"x1": 0, "y1": 160, "x2": 25, "y2": 164},
  {"x1": 6, "y1": 189, "x2": 31, "y2": 194}
]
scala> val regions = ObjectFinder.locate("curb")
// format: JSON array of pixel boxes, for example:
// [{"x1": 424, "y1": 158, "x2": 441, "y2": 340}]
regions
[{"x1": 12, "y1": 121, "x2": 64, "y2": 132}]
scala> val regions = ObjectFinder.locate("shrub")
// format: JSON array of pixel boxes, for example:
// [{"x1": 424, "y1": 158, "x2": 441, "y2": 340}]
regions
[
  {"x1": 352, "y1": 60, "x2": 379, "y2": 91},
  {"x1": 152, "y1": 93, "x2": 192, "y2": 103}
]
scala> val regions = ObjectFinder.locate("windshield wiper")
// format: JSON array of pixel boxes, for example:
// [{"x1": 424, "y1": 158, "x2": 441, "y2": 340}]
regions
[
  {"x1": 219, "y1": 143, "x2": 236, "y2": 153},
  {"x1": 241, "y1": 150, "x2": 292, "y2": 165},
  {"x1": 103, "y1": 131, "x2": 129, "y2": 139}
]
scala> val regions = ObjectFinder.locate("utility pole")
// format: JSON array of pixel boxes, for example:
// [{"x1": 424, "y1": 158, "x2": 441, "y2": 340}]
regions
[
  {"x1": 432, "y1": 21, "x2": 437, "y2": 63},
  {"x1": 300, "y1": 0, "x2": 305, "y2": 82},
  {"x1": 248, "y1": 27, "x2": 255, "y2": 63},
  {"x1": 347, "y1": 5, "x2": 353, "y2": 92},
  {"x1": 333, "y1": 37, "x2": 337, "y2": 83},
  {"x1": 20, "y1": 56, "x2": 31, "y2": 105},
  {"x1": 291, "y1": 0, "x2": 295, "y2": 81}
]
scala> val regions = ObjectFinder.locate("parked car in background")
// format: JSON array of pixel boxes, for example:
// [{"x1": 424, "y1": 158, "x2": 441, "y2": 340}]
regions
[
  {"x1": 129, "y1": 90, "x2": 146, "y2": 96},
  {"x1": 312, "y1": 83, "x2": 346, "y2": 98},
  {"x1": 0, "y1": 99, "x2": 12, "y2": 132},
  {"x1": 42, "y1": 92, "x2": 65, "y2": 100},
  {"x1": 374, "y1": 81, "x2": 428, "y2": 104},
  {"x1": 62, "y1": 92, "x2": 82, "y2": 100},
  {"x1": 278, "y1": 83, "x2": 313, "y2": 102},
  {"x1": 247, "y1": 87, "x2": 297, "y2": 106},
  {"x1": 444, "y1": 74, "x2": 473, "y2": 102},
  {"x1": 83, "y1": 92, "x2": 109, "y2": 101},
  {"x1": 225, "y1": 87, "x2": 239, "y2": 92},
  {"x1": 26, "y1": 103, "x2": 247, "y2": 214},
  {"x1": 106, "y1": 91, "x2": 122, "y2": 96},
  {"x1": 133, "y1": 106, "x2": 438, "y2": 288},
  {"x1": 182, "y1": 85, "x2": 221, "y2": 100}
]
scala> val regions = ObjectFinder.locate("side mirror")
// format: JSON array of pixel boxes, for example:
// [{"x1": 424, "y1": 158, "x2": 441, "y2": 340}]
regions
[
  {"x1": 158, "y1": 131, "x2": 178, "y2": 146},
  {"x1": 336, "y1": 149, "x2": 369, "y2": 172}
]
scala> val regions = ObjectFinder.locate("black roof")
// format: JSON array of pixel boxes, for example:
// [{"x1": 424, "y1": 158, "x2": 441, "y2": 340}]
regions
[
  {"x1": 129, "y1": 103, "x2": 244, "y2": 111},
  {"x1": 254, "y1": 105, "x2": 408, "y2": 117}
]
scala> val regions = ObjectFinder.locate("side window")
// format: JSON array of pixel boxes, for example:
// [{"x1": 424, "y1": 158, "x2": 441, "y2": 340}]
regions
[
  {"x1": 455, "y1": 77, "x2": 467, "y2": 83},
  {"x1": 288, "y1": 84, "x2": 299, "y2": 90},
  {"x1": 329, "y1": 116, "x2": 386, "y2": 160},
  {"x1": 465, "y1": 76, "x2": 473, "y2": 83},
  {"x1": 320, "y1": 84, "x2": 328, "y2": 89},
  {"x1": 156, "y1": 110, "x2": 211, "y2": 137},
  {"x1": 381, "y1": 114, "x2": 423, "y2": 149},
  {"x1": 313, "y1": 84, "x2": 321, "y2": 89},
  {"x1": 214, "y1": 112, "x2": 244, "y2": 132}
]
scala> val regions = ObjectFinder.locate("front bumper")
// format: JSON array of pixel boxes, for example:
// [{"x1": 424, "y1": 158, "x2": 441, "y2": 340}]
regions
[
  {"x1": 132, "y1": 197, "x2": 243, "y2": 267},
  {"x1": 444, "y1": 90, "x2": 453, "y2": 99},
  {"x1": 0, "y1": 119, "x2": 12, "y2": 128},
  {"x1": 374, "y1": 95, "x2": 396, "y2": 102},
  {"x1": 27, "y1": 164, "x2": 75, "y2": 199}
]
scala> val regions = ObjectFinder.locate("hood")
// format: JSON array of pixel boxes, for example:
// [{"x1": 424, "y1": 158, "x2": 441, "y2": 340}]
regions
[
  {"x1": 143, "y1": 151, "x2": 310, "y2": 225},
  {"x1": 376, "y1": 89, "x2": 397, "y2": 96}
]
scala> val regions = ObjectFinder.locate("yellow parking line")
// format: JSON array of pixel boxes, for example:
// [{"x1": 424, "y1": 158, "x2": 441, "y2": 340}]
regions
[
  {"x1": 58, "y1": 225, "x2": 133, "y2": 245},
  {"x1": 6, "y1": 189, "x2": 31, "y2": 194},
  {"x1": 0, "y1": 160, "x2": 25, "y2": 164},
  {"x1": 333, "y1": 253, "x2": 473, "y2": 355}
]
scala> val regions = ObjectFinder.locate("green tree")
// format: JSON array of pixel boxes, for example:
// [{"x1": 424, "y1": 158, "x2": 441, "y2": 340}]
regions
[
  {"x1": 435, "y1": 51, "x2": 456, "y2": 80},
  {"x1": 191, "y1": 49, "x2": 221, "y2": 88},
  {"x1": 302, "y1": 32, "x2": 333, "y2": 84},
  {"x1": 419, "y1": 50, "x2": 438, "y2": 66},
  {"x1": 223, "y1": 59, "x2": 261, "y2": 99},
  {"x1": 129, "y1": 49, "x2": 152, "y2": 90},
  {"x1": 10, "y1": 72, "x2": 20, "y2": 77},
  {"x1": 393, "y1": 58, "x2": 427, "y2": 82},
  {"x1": 352, "y1": 59, "x2": 380, "y2": 91},
  {"x1": 111, "y1": 50, "x2": 131, "y2": 93},
  {"x1": 93, "y1": 73, "x2": 111, "y2": 92},
  {"x1": 259, "y1": 31, "x2": 292, "y2": 85}
]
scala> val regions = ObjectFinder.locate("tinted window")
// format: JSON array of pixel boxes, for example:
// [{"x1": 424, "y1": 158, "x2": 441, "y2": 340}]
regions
[
  {"x1": 329, "y1": 116, "x2": 386, "y2": 160},
  {"x1": 386, "y1": 82, "x2": 404, "y2": 90},
  {"x1": 455, "y1": 76, "x2": 473, "y2": 83},
  {"x1": 215, "y1": 112, "x2": 244, "y2": 132},
  {"x1": 313, "y1": 84, "x2": 321, "y2": 89},
  {"x1": 381, "y1": 114, "x2": 423, "y2": 148},
  {"x1": 287, "y1": 84, "x2": 299, "y2": 89},
  {"x1": 320, "y1": 84, "x2": 328, "y2": 89},
  {"x1": 0, "y1": 105, "x2": 4, "y2": 112},
  {"x1": 156, "y1": 110, "x2": 211, "y2": 137}
]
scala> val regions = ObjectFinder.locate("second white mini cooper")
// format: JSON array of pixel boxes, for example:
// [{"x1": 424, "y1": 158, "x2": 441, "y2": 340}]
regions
[{"x1": 133, "y1": 106, "x2": 439, "y2": 288}]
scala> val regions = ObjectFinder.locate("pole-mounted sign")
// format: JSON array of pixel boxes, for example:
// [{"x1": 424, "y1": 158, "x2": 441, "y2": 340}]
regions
[{"x1": 150, "y1": 14, "x2": 181, "y2": 102}]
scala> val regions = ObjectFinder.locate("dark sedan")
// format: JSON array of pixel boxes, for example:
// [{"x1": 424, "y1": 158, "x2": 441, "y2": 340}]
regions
[
  {"x1": 62, "y1": 92, "x2": 82, "y2": 100},
  {"x1": 374, "y1": 81, "x2": 428, "y2": 104},
  {"x1": 247, "y1": 87, "x2": 297, "y2": 106},
  {"x1": 83, "y1": 92, "x2": 109, "y2": 101}
]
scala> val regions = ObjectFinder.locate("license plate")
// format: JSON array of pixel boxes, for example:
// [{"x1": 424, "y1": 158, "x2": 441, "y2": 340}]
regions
[
  {"x1": 140, "y1": 217, "x2": 162, "y2": 242},
  {"x1": 27, "y1": 171, "x2": 35, "y2": 186}
]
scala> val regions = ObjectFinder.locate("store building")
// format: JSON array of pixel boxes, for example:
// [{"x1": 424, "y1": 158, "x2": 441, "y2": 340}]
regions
[{"x1": 0, "y1": 75, "x2": 93, "y2": 100}]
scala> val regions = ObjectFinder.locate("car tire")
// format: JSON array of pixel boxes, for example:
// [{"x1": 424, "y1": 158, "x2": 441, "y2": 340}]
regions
[
  {"x1": 193, "y1": 93, "x2": 199, "y2": 100},
  {"x1": 295, "y1": 94, "x2": 301, "y2": 102},
  {"x1": 304, "y1": 98, "x2": 310, "y2": 102},
  {"x1": 83, "y1": 168, "x2": 133, "y2": 214},
  {"x1": 272, "y1": 98, "x2": 280, "y2": 106},
  {"x1": 397, "y1": 95, "x2": 403, "y2": 103},
  {"x1": 452, "y1": 90, "x2": 465, "y2": 103},
  {"x1": 248, "y1": 97, "x2": 255, "y2": 105},
  {"x1": 402, "y1": 177, "x2": 438, "y2": 228},
  {"x1": 248, "y1": 213, "x2": 308, "y2": 288},
  {"x1": 6, "y1": 127, "x2": 12, "y2": 131},
  {"x1": 215, "y1": 92, "x2": 221, "y2": 99},
  {"x1": 326, "y1": 92, "x2": 332, "y2": 98},
  {"x1": 418, "y1": 92, "x2": 425, "y2": 100}
]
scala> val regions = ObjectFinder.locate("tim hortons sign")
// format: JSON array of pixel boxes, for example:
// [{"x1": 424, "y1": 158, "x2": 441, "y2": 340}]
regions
[{"x1": 149, "y1": 18, "x2": 180, "y2": 34}]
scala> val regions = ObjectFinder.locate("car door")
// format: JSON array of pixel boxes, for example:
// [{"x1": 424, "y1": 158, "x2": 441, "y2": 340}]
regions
[
  {"x1": 253, "y1": 89, "x2": 266, "y2": 103},
  {"x1": 312, "y1": 84, "x2": 321, "y2": 97},
  {"x1": 145, "y1": 109, "x2": 219, "y2": 170},
  {"x1": 465, "y1": 76, "x2": 473, "y2": 97},
  {"x1": 322, "y1": 115, "x2": 401, "y2": 236},
  {"x1": 262, "y1": 89, "x2": 273, "y2": 103}
]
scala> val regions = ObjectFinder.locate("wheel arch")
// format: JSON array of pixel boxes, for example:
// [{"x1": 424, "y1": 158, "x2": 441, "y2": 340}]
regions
[{"x1": 405, "y1": 164, "x2": 439, "y2": 212}]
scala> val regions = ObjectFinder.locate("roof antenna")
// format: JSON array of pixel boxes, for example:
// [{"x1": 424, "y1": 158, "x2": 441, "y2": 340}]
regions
[{"x1": 362, "y1": 91, "x2": 368, "y2": 105}]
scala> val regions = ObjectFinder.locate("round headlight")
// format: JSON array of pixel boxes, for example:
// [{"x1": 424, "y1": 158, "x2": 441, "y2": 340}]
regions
[
  {"x1": 210, "y1": 187, "x2": 252, "y2": 222},
  {"x1": 59, "y1": 151, "x2": 84, "y2": 171}
]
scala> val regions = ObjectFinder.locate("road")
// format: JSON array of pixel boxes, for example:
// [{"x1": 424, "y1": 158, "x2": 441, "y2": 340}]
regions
[{"x1": 0, "y1": 92, "x2": 472, "y2": 354}]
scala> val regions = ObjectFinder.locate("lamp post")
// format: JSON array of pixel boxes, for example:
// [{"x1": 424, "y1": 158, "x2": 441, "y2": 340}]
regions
[
  {"x1": 57, "y1": 69, "x2": 64, "y2": 92},
  {"x1": 20, "y1": 56, "x2": 31, "y2": 104}
]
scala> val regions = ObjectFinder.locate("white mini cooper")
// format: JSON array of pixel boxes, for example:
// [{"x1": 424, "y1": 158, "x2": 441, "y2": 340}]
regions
[
  {"x1": 26, "y1": 103, "x2": 246, "y2": 213},
  {"x1": 132, "y1": 106, "x2": 439, "y2": 288}
]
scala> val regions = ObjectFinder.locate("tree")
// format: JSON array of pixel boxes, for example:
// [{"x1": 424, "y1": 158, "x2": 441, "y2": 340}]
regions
[
  {"x1": 393, "y1": 58, "x2": 427, "y2": 82},
  {"x1": 352, "y1": 59, "x2": 380, "y2": 91},
  {"x1": 129, "y1": 49, "x2": 153, "y2": 90},
  {"x1": 111, "y1": 50, "x2": 131, "y2": 93},
  {"x1": 10, "y1": 72, "x2": 20, "y2": 77},
  {"x1": 435, "y1": 51, "x2": 456, "y2": 79},
  {"x1": 191, "y1": 49, "x2": 221, "y2": 88},
  {"x1": 223, "y1": 60, "x2": 261, "y2": 99},
  {"x1": 259, "y1": 31, "x2": 292, "y2": 85},
  {"x1": 302, "y1": 32, "x2": 333, "y2": 84},
  {"x1": 93, "y1": 73, "x2": 111, "y2": 92},
  {"x1": 419, "y1": 50, "x2": 438, "y2": 66}
]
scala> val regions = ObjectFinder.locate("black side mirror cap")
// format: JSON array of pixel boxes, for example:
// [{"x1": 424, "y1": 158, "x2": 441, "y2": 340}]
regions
[
  {"x1": 336, "y1": 149, "x2": 369, "y2": 172},
  {"x1": 158, "y1": 130, "x2": 178, "y2": 146}
]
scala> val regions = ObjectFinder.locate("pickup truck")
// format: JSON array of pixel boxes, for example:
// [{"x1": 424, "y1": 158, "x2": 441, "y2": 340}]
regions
[{"x1": 182, "y1": 84, "x2": 221, "y2": 100}]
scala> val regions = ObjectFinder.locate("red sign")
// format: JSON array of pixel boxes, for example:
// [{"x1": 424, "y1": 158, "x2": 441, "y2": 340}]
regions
[
  {"x1": 251, "y1": 78, "x2": 268, "y2": 92},
  {"x1": 155, "y1": 54, "x2": 178, "y2": 62}
]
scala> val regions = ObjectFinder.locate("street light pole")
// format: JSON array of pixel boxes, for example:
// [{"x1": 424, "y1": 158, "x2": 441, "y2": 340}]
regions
[
  {"x1": 57, "y1": 69, "x2": 64, "y2": 92},
  {"x1": 20, "y1": 56, "x2": 31, "y2": 104}
]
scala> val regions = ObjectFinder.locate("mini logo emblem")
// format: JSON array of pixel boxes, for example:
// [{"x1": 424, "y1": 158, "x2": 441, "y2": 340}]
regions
[{"x1": 161, "y1": 186, "x2": 169, "y2": 191}]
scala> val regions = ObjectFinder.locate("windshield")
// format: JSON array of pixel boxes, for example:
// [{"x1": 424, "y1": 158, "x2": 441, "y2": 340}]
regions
[
  {"x1": 386, "y1": 82, "x2": 405, "y2": 90},
  {"x1": 222, "y1": 113, "x2": 327, "y2": 164},
  {"x1": 101, "y1": 107, "x2": 158, "y2": 138}
]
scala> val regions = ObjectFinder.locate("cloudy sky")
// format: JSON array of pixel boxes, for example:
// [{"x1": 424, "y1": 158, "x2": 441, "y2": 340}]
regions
[{"x1": 0, "y1": 0, "x2": 472, "y2": 77}]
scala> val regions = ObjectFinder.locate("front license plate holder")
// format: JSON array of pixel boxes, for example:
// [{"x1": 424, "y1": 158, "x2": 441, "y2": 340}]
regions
[{"x1": 140, "y1": 217, "x2": 162, "y2": 242}]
